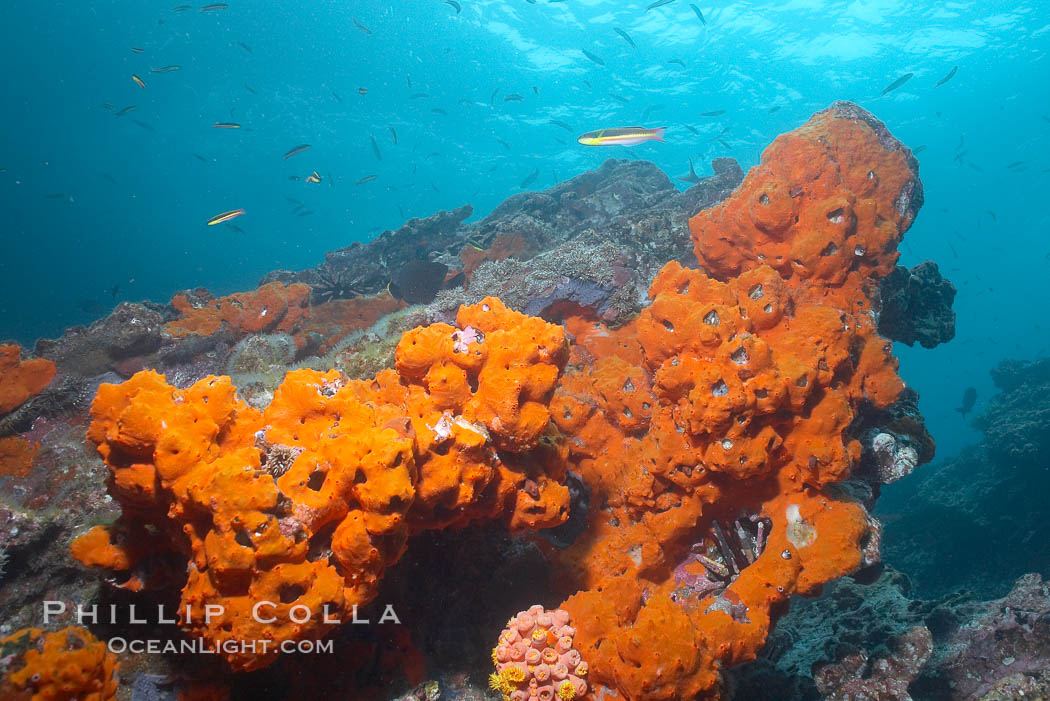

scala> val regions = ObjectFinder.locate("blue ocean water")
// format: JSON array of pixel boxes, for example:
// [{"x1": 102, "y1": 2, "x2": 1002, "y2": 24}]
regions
[{"x1": 1, "y1": 0, "x2": 1047, "y2": 460}]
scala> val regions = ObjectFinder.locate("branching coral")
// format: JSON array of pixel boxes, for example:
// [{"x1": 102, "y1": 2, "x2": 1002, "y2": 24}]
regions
[
  {"x1": 72, "y1": 297, "x2": 571, "y2": 671},
  {"x1": 0, "y1": 626, "x2": 119, "y2": 700}
]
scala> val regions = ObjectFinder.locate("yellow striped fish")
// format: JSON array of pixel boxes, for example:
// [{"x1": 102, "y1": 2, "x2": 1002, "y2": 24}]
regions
[
  {"x1": 577, "y1": 126, "x2": 666, "y2": 146},
  {"x1": 207, "y1": 208, "x2": 245, "y2": 226}
]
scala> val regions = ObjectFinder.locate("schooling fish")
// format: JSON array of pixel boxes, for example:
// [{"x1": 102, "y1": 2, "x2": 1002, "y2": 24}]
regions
[
  {"x1": 150, "y1": 65, "x2": 181, "y2": 73},
  {"x1": 132, "y1": 120, "x2": 155, "y2": 131},
  {"x1": 582, "y1": 49, "x2": 606, "y2": 66},
  {"x1": 306, "y1": 171, "x2": 322, "y2": 183},
  {"x1": 955, "y1": 387, "x2": 977, "y2": 417},
  {"x1": 676, "y1": 158, "x2": 702, "y2": 184},
  {"x1": 549, "y1": 119, "x2": 574, "y2": 133},
  {"x1": 700, "y1": 109, "x2": 725, "y2": 116},
  {"x1": 207, "y1": 208, "x2": 245, "y2": 226},
  {"x1": 690, "y1": 4, "x2": 706, "y2": 23},
  {"x1": 131, "y1": 47, "x2": 145, "y2": 54},
  {"x1": 578, "y1": 126, "x2": 666, "y2": 146},
  {"x1": 497, "y1": 138, "x2": 511, "y2": 150},
  {"x1": 935, "y1": 66, "x2": 958, "y2": 87},
  {"x1": 356, "y1": 175, "x2": 377, "y2": 185},
  {"x1": 520, "y1": 167, "x2": 540, "y2": 189},
  {"x1": 212, "y1": 122, "x2": 241, "y2": 128},
  {"x1": 115, "y1": 105, "x2": 137, "y2": 116},
  {"x1": 913, "y1": 145, "x2": 927, "y2": 154},
  {"x1": 614, "y1": 28, "x2": 636, "y2": 48},
  {"x1": 668, "y1": 58, "x2": 686, "y2": 67},
  {"x1": 768, "y1": 106, "x2": 781, "y2": 113},
  {"x1": 608, "y1": 92, "x2": 630, "y2": 105},
  {"x1": 200, "y1": 3, "x2": 229, "y2": 11},
  {"x1": 244, "y1": 82, "x2": 257, "y2": 94},
  {"x1": 445, "y1": 0, "x2": 461, "y2": 13},
  {"x1": 432, "y1": 108, "x2": 448, "y2": 115},
  {"x1": 371, "y1": 134, "x2": 383, "y2": 160},
  {"x1": 283, "y1": 144, "x2": 311, "y2": 159},
  {"x1": 332, "y1": 91, "x2": 343, "y2": 103},
  {"x1": 388, "y1": 125, "x2": 397, "y2": 144},
  {"x1": 238, "y1": 41, "x2": 252, "y2": 53},
  {"x1": 352, "y1": 17, "x2": 372, "y2": 34},
  {"x1": 708, "y1": 125, "x2": 730, "y2": 140},
  {"x1": 505, "y1": 94, "x2": 524, "y2": 102},
  {"x1": 880, "y1": 72, "x2": 913, "y2": 95},
  {"x1": 682, "y1": 123, "x2": 699, "y2": 135},
  {"x1": 411, "y1": 92, "x2": 429, "y2": 99},
  {"x1": 646, "y1": 0, "x2": 676, "y2": 11},
  {"x1": 132, "y1": 74, "x2": 146, "y2": 88},
  {"x1": 358, "y1": 87, "x2": 368, "y2": 95},
  {"x1": 173, "y1": 4, "x2": 192, "y2": 10}
]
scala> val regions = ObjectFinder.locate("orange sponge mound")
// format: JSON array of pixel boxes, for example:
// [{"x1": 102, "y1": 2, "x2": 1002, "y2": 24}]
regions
[
  {"x1": 72, "y1": 297, "x2": 571, "y2": 671},
  {"x1": 0, "y1": 435, "x2": 39, "y2": 478},
  {"x1": 0, "y1": 626, "x2": 119, "y2": 701},
  {"x1": 543, "y1": 103, "x2": 918, "y2": 699},
  {"x1": 164, "y1": 281, "x2": 312, "y2": 338},
  {"x1": 691, "y1": 100, "x2": 921, "y2": 287},
  {"x1": 0, "y1": 344, "x2": 56, "y2": 414}
]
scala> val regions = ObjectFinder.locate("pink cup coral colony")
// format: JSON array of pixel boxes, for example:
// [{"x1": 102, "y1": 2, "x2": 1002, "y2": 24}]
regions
[{"x1": 491, "y1": 606, "x2": 590, "y2": 701}]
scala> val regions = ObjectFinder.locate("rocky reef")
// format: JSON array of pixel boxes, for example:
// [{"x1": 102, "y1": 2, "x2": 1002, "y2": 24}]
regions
[
  {"x1": 728, "y1": 565, "x2": 1050, "y2": 700},
  {"x1": 880, "y1": 356, "x2": 1050, "y2": 599},
  {"x1": 727, "y1": 354, "x2": 1050, "y2": 700},
  {"x1": 0, "y1": 102, "x2": 969, "y2": 700}
]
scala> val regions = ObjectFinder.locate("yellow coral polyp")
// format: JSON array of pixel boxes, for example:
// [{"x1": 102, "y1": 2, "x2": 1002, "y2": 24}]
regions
[
  {"x1": 558, "y1": 679, "x2": 577, "y2": 700},
  {"x1": 503, "y1": 665, "x2": 526, "y2": 683},
  {"x1": 532, "y1": 628, "x2": 547, "y2": 643},
  {"x1": 574, "y1": 661, "x2": 588, "y2": 677},
  {"x1": 489, "y1": 671, "x2": 510, "y2": 693},
  {"x1": 492, "y1": 646, "x2": 500, "y2": 665}
]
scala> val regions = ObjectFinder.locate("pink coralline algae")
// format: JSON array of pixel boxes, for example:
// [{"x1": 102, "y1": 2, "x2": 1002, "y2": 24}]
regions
[{"x1": 491, "y1": 606, "x2": 589, "y2": 700}]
